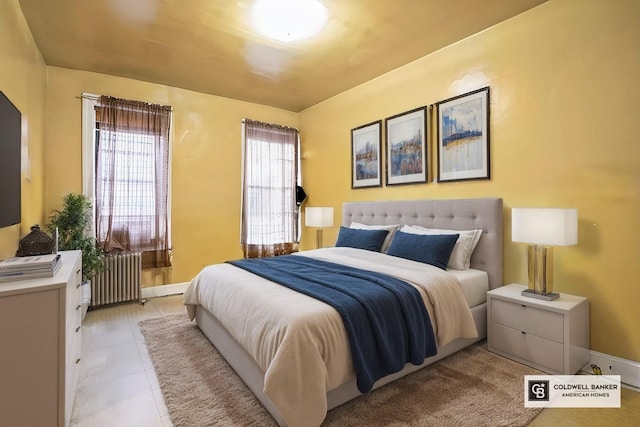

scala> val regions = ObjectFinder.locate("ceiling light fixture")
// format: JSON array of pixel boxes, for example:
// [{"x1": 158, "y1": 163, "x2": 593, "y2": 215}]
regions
[{"x1": 250, "y1": 0, "x2": 328, "y2": 43}]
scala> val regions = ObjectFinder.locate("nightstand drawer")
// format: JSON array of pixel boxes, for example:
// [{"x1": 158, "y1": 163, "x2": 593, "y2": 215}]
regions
[
  {"x1": 491, "y1": 298, "x2": 563, "y2": 342},
  {"x1": 491, "y1": 322, "x2": 564, "y2": 373}
]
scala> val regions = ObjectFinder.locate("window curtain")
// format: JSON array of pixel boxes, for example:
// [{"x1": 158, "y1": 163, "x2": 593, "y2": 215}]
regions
[
  {"x1": 241, "y1": 119, "x2": 300, "y2": 258},
  {"x1": 95, "y1": 96, "x2": 172, "y2": 268}
]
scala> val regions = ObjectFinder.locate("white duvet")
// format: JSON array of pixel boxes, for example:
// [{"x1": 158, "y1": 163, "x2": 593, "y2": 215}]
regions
[{"x1": 183, "y1": 247, "x2": 477, "y2": 427}]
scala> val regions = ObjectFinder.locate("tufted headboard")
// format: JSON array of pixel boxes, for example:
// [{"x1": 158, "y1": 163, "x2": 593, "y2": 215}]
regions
[{"x1": 342, "y1": 197, "x2": 503, "y2": 290}]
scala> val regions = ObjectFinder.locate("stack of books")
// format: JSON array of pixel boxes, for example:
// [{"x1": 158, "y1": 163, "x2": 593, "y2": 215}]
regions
[{"x1": 0, "y1": 253, "x2": 62, "y2": 283}]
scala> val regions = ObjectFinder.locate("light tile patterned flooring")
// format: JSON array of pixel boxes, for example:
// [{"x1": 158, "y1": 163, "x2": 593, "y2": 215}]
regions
[{"x1": 71, "y1": 295, "x2": 186, "y2": 427}]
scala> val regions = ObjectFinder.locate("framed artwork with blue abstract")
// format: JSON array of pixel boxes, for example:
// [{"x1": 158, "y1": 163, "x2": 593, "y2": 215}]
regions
[
  {"x1": 351, "y1": 120, "x2": 382, "y2": 188},
  {"x1": 436, "y1": 87, "x2": 490, "y2": 182},
  {"x1": 385, "y1": 106, "x2": 427, "y2": 186}
]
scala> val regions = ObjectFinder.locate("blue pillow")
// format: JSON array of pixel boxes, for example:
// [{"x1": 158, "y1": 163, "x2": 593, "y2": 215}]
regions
[
  {"x1": 386, "y1": 231, "x2": 459, "y2": 270},
  {"x1": 335, "y1": 226, "x2": 390, "y2": 252}
]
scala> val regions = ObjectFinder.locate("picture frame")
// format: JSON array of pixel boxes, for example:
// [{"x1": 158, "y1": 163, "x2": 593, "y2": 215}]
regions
[
  {"x1": 351, "y1": 120, "x2": 382, "y2": 188},
  {"x1": 436, "y1": 87, "x2": 490, "y2": 182},
  {"x1": 385, "y1": 106, "x2": 427, "y2": 186}
]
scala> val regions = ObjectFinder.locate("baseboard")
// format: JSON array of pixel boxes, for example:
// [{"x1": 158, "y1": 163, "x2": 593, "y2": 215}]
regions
[
  {"x1": 141, "y1": 282, "x2": 188, "y2": 299},
  {"x1": 581, "y1": 350, "x2": 640, "y2": 389}
]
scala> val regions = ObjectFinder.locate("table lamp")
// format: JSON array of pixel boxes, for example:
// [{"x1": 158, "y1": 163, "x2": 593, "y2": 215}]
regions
[
  {"x1": 305, "y1": 207, "x2": 334, "y2": 248},
  {"x1": 512, "y1": 208, "x2": 578, "y2": 300}
]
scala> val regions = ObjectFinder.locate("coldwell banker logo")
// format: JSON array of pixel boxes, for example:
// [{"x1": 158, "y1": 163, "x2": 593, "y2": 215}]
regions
[
  {"x1": 528, "y1": 380, "x2": 549, "y2": 402},
  {"x1": 525, "y1": 375, "x2": 621, "y2": 408}
]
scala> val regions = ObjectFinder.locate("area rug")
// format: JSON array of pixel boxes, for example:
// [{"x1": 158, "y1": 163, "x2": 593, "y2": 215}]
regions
[{"x1": 140, "y1": 314, "x2": 542, "y2": 426}]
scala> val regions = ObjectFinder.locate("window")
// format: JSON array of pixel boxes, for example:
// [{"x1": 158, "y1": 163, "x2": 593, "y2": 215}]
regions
[
  {"x1": 82, "y1": 94, "x2": 172, "y2": 268},
  {"x1": 241, "y1": 119, "x2": 300, "y2": 258},
  {"x1": 95, "y1": 124, "x2": 159, "y2": 246}
]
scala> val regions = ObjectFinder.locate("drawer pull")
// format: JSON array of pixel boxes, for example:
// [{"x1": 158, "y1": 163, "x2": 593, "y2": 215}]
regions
[
  {"x1": 521, "y1": 331, "x2": 527, "y2": 335},
  {"x1": 76, "y1": 305, "x2": 81, "y2": 310},
  {"x1": 521, "y1": 304, "x2": 527, "y2": 308},
  {"x1": 75, "y1": 326, "x2": 81, "y2": 333},
  {"x1": 76, "y1": 358, "x2": 81, "y2": 364},
  {"x1": 76, "y1": 283, "x2": 81, "y2": 289}
]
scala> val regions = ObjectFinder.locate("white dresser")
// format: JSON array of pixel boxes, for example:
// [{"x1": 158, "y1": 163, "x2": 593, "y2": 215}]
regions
[
  {"x1": 0, "y1": 250, "x2": 83, "y2": 427},
  {"x1": 487, "y1": 283, "x2": 590, "y2": 375}
]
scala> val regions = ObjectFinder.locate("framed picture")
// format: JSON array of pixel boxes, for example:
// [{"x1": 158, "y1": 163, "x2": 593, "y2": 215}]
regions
[
  {"x1": 351, "y1": 120, "x2": 382, "y2": 188},
  {"x1": 436, "y1": 87, "x2": 490, "y2": 182},
  {"x1": 385, "y1": 106, "x2": 427, "y2": 186}
]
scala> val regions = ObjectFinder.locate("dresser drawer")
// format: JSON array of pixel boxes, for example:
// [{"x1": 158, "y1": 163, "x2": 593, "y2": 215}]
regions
[
  {"x1": 66, "y1": 325, "x2": 81, "y2": 369},
  {"x1": 491, "y1": 298, "x2": 564, "y2": 342},
  {"x1": 65, "y1": 327, "x2": 81, "y2": 427},
  {"x1": 65, "y1": 264, "x2": 83, "y2": 328},
  {"x1": 66, "y1": 293, "x2": 83, "y2": 330},
  {"x1": 490, "y1": 322, "x2": 564, "y2": 373}
]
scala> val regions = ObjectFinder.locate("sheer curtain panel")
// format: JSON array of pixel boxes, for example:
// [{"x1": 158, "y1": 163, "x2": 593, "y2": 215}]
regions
[
  {"x1": 95, "y1": 96, "x2": 172, "y2": 268},
  {"x1": 241, "y1": 119, "x2": 300, "y2": 258}
]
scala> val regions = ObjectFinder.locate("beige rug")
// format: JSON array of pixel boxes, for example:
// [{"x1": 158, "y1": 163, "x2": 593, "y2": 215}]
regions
[{"x1": 140, "y1": 314, "x2": 542, "y2": 426}]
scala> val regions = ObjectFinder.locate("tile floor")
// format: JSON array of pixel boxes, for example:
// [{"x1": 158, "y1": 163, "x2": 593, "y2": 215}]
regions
[{"x1": 71, "y1": 294, "x2": 186, "y2": 427}]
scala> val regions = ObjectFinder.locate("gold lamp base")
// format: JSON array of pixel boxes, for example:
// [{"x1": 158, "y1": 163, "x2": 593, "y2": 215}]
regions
[
  {"x1": 316, "y1": 229, "x2": 324, "y2": 249},
  {"x1": 521, "y1": 245, "x2": 559, "y2": 301}
]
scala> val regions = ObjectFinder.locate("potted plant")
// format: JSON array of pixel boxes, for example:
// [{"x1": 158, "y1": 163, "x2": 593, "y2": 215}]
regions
[{"x1": 46, "y1": 193, "x2": 104, "y2": 282}]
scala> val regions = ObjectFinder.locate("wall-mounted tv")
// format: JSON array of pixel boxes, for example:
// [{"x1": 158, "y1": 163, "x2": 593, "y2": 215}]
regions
[{"x1": 0, "y1": 91, "x2": 21, "y2": 228}]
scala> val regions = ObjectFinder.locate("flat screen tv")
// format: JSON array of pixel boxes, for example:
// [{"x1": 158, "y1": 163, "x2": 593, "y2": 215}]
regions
[{"x1": 0, "y1": 91, "x2": 21, "y2": 228}]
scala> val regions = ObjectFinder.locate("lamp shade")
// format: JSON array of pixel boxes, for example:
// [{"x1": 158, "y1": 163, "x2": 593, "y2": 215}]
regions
[
  {"x1": 305, "y1": 207, "x2": 334, "y2": 227},
  {"x1": 512, "y1": 208, "x2": 578, "y2": 246}
]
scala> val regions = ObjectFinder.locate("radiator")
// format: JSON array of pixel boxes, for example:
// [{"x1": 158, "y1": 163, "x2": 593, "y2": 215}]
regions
[{"x1": 91, "y1": 253, "x2": 142, "y2": 307}]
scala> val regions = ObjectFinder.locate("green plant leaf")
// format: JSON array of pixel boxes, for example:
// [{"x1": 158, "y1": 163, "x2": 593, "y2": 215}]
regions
[{"x1": 46, "y1": 193, "x2": 104, "y2": 281}]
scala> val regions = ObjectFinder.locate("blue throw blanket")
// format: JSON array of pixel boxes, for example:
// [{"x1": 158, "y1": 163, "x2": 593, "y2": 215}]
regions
[{"x1": 228, "y1": 255, "x2": 437, "y2": 393}]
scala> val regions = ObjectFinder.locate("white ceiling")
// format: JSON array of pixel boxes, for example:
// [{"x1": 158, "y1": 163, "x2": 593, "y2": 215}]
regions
[{"x1": 19, "y1": 0, "x2": 547, "y2": 112}]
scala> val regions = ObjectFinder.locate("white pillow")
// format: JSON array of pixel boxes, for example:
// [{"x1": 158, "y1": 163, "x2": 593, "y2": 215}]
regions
[
  {"x1": 399, "y1": 225, "x2": 482, "y2": 270},
  {"x1": 350, "y1": 222, "x2": 400, "y2": 253}
]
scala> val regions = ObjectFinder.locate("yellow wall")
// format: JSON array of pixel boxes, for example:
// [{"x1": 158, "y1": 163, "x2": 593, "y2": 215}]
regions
[
  {"x1": 0, "y1": 0, "x2": 47, "y2": 260},
  {"x1": 44, "y1": 67, "x2": 298, "y2": 287},
  {"x1": 299, "y1": 0, "x2": 640, "y2": 361}
]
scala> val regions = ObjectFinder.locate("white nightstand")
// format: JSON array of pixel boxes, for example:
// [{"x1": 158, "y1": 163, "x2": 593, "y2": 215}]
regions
[{"x1": 487, "y1": 284, "x2": 590, "y2": 374}]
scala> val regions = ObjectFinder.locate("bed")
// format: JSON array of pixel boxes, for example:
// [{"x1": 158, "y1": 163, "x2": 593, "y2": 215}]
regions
[{"x1": 184, "y1": 197, "x2": 503, "y2": 427}]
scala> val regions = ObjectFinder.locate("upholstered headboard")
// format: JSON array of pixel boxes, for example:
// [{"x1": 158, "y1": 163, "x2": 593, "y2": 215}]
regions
[{"x1": 342, "y1": 197, "x2": 503, "y2": 290}]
